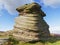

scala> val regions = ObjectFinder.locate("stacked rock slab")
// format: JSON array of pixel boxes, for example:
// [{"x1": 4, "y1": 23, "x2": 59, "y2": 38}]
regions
[{"x1": 13, "y1": 3, "x2": 50, "y2": 42}]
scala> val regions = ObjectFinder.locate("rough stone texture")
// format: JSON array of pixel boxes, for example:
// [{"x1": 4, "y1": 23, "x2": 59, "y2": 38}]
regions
[
  {"x1": 13, "y1": 2, "x2": 50, "y2": 42},
  {"x1": 16, "y1": 2, "x2": 46, "y2": 17}
]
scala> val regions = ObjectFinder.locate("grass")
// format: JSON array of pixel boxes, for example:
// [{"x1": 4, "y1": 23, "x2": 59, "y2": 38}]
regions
[
  {"x1": 3, "y1": 40, "x2": 60, "y2": 45},
  {"x1": 14, "y1": 36, "x2": 60, "y2": 45},
  {"x1": 45, "y1": 41, "x2": 60, "y2": 45},
  {"x1": 2, "y1": 35, "x2": 60, "y2": 45},
  {"x1": 0, "y1": 35, "x2": 9, "y2": 38},
  {"x1": 18, "y1": 41, "x2": 44, "y2": 45},
  {"x1": 16, "y1": 41, "x2": 60, "y2": 45}
]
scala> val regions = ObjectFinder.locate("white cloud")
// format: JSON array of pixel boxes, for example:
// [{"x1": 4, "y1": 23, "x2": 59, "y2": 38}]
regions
[
  {"x1": 0, "y1": 0, "x2": 34, "y2": 14},
  {"x1": 49, "y1": 26, "x2": 60, "y2": 34},
  {"x1": 41, "y1": 0, "x2": 60, "y2": 8}
]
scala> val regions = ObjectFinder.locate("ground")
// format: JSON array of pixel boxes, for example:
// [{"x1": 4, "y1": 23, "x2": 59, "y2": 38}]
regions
[{"x1": 2, "y1": 36, "x2": 60, "y2": 45}]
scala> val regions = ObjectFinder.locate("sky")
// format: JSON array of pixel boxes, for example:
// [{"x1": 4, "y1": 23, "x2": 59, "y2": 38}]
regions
[{"x1": 0, "y1": 0, "x2": 60, "y2": 34}]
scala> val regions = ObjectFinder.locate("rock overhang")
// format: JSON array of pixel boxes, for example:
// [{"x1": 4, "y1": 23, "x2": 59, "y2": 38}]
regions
[{"x1": 16, "y1": 2, "x2": 46, "y2": 17}]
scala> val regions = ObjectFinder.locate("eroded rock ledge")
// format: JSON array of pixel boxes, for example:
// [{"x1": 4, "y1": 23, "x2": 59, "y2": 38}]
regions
[{"x1": 13, "y1": 2, "x2": 50, "y2": 42}]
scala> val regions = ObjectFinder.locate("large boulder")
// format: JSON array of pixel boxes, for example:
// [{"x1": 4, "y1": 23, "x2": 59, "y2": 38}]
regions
[{"x1": 13, "y1": 2, "x2": 50, "y2": 42}]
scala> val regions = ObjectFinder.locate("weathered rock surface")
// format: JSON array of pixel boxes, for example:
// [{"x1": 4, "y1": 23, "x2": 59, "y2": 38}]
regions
[
  {"x1": 0, "y1": 38, "x2": 8, "y2": 45},
  {"x1": 13, "y1": 2, "x2": 50, "y2": 42}
]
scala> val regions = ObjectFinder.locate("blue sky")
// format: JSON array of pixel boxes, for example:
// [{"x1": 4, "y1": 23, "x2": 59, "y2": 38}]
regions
[{"x1": 0, "y1": 0, "x2": 60, "y2": 34}]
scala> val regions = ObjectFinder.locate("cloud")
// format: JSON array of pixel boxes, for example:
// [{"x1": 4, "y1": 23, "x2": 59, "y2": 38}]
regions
[
  {"x1": 49, "y1": 26, "x2": 60, "y2": 34},
  {"x1": 0, "y1": 0, "x2": 34, "y2": 14},
  {"x1": 41, "y1": 0, "x2": 60, "y2": 8}
]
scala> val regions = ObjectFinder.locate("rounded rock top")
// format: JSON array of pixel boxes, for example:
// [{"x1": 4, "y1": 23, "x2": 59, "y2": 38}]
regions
[{"x1": 16, "y1": 2, "x2": 46, "y2": 17}]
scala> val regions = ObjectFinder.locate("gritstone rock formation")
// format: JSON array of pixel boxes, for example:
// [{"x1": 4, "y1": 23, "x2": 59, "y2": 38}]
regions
[{"x1": 13, "y1": 2, "x2": 50, "y2": 42}]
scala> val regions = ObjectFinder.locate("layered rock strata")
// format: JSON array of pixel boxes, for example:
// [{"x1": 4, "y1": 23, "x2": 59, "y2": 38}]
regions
[{"x1": 13, "y1": 2, "x2": 50, "y2": 42}]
